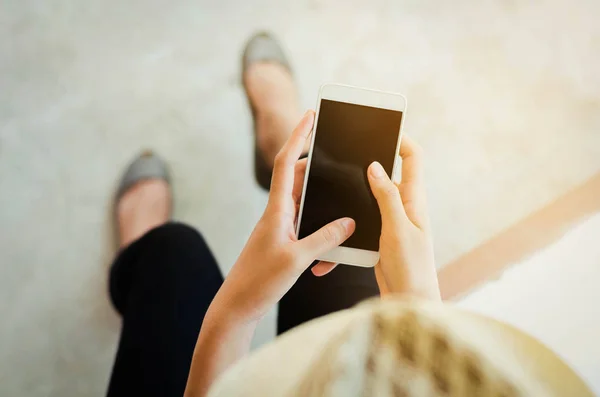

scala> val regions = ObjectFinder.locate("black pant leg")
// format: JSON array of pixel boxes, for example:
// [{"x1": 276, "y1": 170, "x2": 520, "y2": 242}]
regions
[
  {"x1": 106, "y1": 222, "x2": 223, "y2": 397},
  {"x1": 277, "y1": 263, "x2": 379, "y2": 334}
]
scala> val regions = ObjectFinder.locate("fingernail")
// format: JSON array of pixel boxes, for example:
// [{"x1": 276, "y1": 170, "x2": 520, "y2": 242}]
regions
[
  {"x1": 369, "y1": 162, "x2": 385, "y2": 179},
  {"x1": 341, "y1": 218, "x2": 355, "y2": 234}
]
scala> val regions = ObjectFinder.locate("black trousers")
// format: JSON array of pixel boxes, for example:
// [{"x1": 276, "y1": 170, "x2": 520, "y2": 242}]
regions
[{"x1": 106, "y1": 177, "x2": 379, "y2": 397}]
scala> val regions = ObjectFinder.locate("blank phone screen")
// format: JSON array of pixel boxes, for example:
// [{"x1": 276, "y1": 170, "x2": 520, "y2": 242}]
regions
[{"x1": 298, "y1": 99, "x2": 403, "y2": 251}]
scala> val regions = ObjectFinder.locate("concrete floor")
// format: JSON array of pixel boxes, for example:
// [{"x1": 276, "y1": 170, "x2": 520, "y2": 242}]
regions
[{"x1": 1, "y1": 0, "x2": 599, "y2": 395}]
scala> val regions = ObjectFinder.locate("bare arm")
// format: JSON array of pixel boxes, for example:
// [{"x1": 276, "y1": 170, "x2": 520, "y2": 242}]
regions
[{"x1": 184, "y1": 291, "x2": 257, "y2": 397}]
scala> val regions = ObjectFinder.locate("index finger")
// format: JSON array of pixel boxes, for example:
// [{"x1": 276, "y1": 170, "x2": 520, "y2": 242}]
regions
[
  {"x1": 399, "y1": 134, "x2": 424, "y2": 187},
  {"x1": 269, "y1": 110, "x2": 315, "y2": 210},
  {"x1": 398, "y1": 134, "x2": 429, "y2": 228}
]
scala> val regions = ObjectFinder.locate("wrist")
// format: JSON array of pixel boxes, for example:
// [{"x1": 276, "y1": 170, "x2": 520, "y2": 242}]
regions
[
  {"x1": 381, "y1": 261, "x2": 441, "y2": 301},
  {"x1": 187, "y1": 286, "x2": 260, "y2": 397},
  {"x1": 205, "y1": 283, "x2": 262, "y2": 331}
]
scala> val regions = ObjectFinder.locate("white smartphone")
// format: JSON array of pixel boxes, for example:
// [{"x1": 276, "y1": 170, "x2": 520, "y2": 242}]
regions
[{"x1": 296, "y1": 84, "x2": 407, "y2": 267}]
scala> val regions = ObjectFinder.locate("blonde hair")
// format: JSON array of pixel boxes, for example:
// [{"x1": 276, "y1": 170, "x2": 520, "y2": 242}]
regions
[{"x1": 296, "y1": 299, "x2": 547, "y2": 397}]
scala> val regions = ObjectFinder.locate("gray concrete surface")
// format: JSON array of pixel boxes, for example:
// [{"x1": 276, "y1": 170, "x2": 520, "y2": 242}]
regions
[{"x1": 1, "y1": 0, "x2": 599, "y2": 395}]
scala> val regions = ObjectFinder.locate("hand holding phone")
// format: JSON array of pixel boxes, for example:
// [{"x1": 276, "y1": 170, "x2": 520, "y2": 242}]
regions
[
  {"x1": 209, "y1": 111, "x2": 355, "y2": 324},
  {"x1": 308, "y1": 133, "x2": 440, "y2": 300},
  {"x1": 366, "y1": 136, "x2": 440, "y2": 300}
]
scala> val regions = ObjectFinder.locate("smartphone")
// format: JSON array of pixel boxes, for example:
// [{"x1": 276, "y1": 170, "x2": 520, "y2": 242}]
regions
[{"x1": 296, "y1": 84, "x2": 406, "y2": 267}]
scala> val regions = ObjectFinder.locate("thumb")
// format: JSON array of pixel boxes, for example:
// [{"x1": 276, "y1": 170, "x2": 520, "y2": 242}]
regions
[
  {"x1": 367, "y1": 161, "x2": 407, "y2": 229},
  {"x1": 296, "y1": 218, "x2": 355, "y2": 262}
]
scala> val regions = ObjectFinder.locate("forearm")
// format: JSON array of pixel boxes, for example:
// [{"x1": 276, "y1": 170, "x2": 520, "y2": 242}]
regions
[{"x1": 184, "y1": 291, "x2": 258, "y2": 397}]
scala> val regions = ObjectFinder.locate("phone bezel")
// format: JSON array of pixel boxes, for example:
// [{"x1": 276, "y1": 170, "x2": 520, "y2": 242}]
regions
[{"x1": 296, "y1": 83, "x2": 407, "y2": 268}]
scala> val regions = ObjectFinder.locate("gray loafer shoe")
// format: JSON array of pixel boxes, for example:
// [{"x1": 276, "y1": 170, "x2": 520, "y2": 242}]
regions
[
  {"x1": 116, "y1": 150, "x2": 171, "y2": 201},
  {"x1": 114, "y1": 150, "x2": 171, "y2": 247},
  {"x1": 242, "y1": 32, "x2": 293, "y2": 190},
  {"x1": 242, "y1": 32, "x2": 292, "y2": 75}
]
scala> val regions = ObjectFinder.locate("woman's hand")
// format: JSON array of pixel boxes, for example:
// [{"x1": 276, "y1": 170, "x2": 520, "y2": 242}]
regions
[
  {"x1": 367, "y1": 135, "x2": 441, "y2": 300},
  {"x1": 213, "y1": 110, "x2": 356, "y2": 323},
  {"x1": 185, "y1": 111, "x2": 355, "y2": 397}
]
